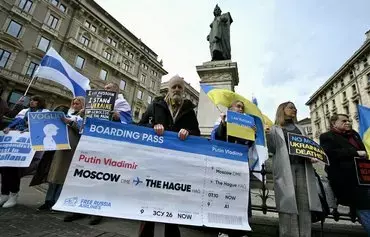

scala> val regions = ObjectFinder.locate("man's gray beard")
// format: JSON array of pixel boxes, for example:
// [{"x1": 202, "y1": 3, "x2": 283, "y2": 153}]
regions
[{"x1": 172, "y1": 95, "x2": 182, "y2": 105}]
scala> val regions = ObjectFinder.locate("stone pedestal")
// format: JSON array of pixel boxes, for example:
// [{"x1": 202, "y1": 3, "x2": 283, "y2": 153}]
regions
[{"x1": 196, "y1": 60, "x2": 239, "y2": 136}]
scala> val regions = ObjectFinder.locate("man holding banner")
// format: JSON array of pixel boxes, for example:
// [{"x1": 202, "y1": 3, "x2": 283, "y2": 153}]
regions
[
  {"x1": 320, "y1": 114, "x2": 370, "y2": 234},
  {"x1": 138, "y1": 75, "x2": 200, "y2": 237}
]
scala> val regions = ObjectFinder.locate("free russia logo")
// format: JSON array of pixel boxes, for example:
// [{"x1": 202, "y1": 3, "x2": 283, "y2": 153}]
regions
[{"x1": 63, "y1": 197, "x2": 78, "y2": 207}]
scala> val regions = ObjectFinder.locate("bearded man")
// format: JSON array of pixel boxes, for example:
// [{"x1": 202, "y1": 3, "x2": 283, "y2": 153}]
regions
[
  {"x1": 139, "y1": 74, "x2": 200, "y2": 140},
  {"x1": 137, "y1": 75, "x2": 200, "y2": 237}
]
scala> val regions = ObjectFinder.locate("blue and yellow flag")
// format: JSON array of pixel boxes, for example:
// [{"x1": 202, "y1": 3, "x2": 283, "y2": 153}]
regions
[
  {"x1": 358, "y1": 105, "x2": 370, "y2": 156},
  {"x1": 226, "y1": 110, "x2": 256, "y2": 141},
  {"x1": 201, "y1": 85, "x2": 268, "y2": 181}
]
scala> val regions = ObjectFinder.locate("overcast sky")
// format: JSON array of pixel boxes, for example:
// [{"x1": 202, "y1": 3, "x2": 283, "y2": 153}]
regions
[{"x1": 95, "y1": 0, "x2": 370, "y2": 120}]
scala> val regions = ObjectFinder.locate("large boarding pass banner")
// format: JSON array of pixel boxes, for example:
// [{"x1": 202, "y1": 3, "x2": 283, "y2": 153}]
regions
[{"x1": 54, "y1": 118, "x2": 251, "y2": 231}]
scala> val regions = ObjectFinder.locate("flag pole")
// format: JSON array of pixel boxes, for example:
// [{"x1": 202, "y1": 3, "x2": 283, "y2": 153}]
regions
[
  {"x1": 215, "y1": 105, "x2": 222, "y2": 113},
  {"x1": 12, "y1": 76, "x2": 38, "y2": 110},
  {"x1": 24, "y1": 76, "x2": 37, "y2": 96}
]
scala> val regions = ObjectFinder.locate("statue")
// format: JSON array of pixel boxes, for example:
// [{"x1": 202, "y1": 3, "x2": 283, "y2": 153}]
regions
[{"x1": 207, "y1": 5, "x2": 233, "y2": 61}]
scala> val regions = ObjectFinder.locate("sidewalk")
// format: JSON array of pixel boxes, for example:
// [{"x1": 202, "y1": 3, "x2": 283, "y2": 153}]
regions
[
  {"x1": 0, "y1": 177, "x2": 368, "y2": 237},
  {"x1": 0, "y1": 177, "x2": 217, "y2": 237}
]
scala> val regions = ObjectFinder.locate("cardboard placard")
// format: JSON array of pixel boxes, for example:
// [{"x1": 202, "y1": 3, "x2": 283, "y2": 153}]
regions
[
  {"x1": 287, "y1": 133, "x2": 329, "y2": 165},
  {"x1": 226, "y1": 110, "x2": 255, "y2": 141},
  {"x1": 354, "y1": 158, "x2": 370, "y2": 185},
  {"x1": 85, "y1": 90, "x2": 116, "y2": 120}
]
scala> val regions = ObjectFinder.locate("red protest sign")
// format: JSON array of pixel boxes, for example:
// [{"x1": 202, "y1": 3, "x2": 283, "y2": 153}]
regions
[{"x1": 354, "y1": 158, "x2": 370, "y2": 185}]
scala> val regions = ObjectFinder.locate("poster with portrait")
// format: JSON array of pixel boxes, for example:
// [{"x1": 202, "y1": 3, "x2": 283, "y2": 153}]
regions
[{"x1": 28, "y1": 111, "x2": 70, "y2": 151}]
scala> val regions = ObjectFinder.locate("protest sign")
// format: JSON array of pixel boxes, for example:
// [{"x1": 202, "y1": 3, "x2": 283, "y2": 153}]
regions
[
  {"x1": 28, "y1": 111, "x2": 70, "y2": 151},
  {"x1": 85, "y1": 90, "x2": 116, "y2": 120},
  {"x1": 226, "y1": 110, "x2": 255, "y2": 141},
  {"x1": 0, "y1": 131, "x2": 35, "y2": 167},
  {"x1": 54, "y1": 118, "x2": 250, "y2": 231},
  {"x1": 354, "y1": 158, "x2": 370, "y2": 185},
  {"x1": 287, "y1": 133, "x2": 329, "y2": 165}
]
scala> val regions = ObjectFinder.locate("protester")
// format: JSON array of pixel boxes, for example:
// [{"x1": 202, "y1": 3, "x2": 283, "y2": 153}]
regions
[
  {"x1": 0, "y1": 95, "x2": 24, "y2": 128},
  {"x1": 64, "y1": 83, "x2": 132, "y2": 225},
  {"x1": 35, "y1": 97, "x2": 84, "y2": 212},
  {"x1": 104, "y1": 82, "x2": 132, "y2": 124},
  {"x1": 266, "y1": 101, "x2": 321, "y2": 237},
  {"x1": 30, "y1": 105, "x2": 70, "y2": 188},
  {"x1": 320, "y1": 114, "x2": 370, "y2": 234},
  {"x1": 214, "y1": 100, "x2": 254, "y2": 144},
  {"x1": 1, "y1": 95, "x2": 48, "y2": 208},
  {"x1": 138, "y1": 75, "x2": 200, "y2": 237},
  {"x1": 213, "y1": 100, "x2": 252, "y2": 237},
  {"x1": 3, "y1": 95, "x2": 48, "y2": 133}
]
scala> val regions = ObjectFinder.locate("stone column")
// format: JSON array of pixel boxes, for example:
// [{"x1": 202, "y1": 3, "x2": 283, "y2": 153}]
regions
[{"x1": 196, "y1": 60, "x2": 239, "y2": 136}]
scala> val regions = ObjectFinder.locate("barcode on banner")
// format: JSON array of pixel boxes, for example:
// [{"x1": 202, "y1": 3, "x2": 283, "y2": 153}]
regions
[{"x1": 207, "y1": 213, "x2": 243, "y2": 225}]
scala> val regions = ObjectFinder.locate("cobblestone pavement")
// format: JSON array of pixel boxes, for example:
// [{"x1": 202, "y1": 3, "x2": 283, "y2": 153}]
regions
[{"x1": 0, "y1": 205, "x2": 127, "y2": 237}]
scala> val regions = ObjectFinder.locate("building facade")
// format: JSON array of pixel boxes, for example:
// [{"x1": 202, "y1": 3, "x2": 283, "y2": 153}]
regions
[
  {"x1": 160, "y1": 80, "x2": 199, "y2": 112},
  {"x1": 0, "y1": 0, "x2": 167, "y2": 122},
  {"x1": 306, "y1": 30, "x2": 370, "y2": 140},
  {"x1": 297, "y1": 117, "x2": 313, "y2": 139}
]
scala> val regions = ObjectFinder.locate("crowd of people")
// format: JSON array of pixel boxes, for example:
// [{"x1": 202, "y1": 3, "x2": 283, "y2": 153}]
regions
[{"x1": 0, "y1": 74, "x2": 370, "y2": 237}]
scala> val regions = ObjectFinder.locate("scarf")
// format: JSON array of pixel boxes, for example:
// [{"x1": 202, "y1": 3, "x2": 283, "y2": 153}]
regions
[
  {"x1": 164, "y1": 93, "x2": 183, "y2": 121},
  {"x1": 332, "y1": 128, "x2": 361, "y2": 150}
]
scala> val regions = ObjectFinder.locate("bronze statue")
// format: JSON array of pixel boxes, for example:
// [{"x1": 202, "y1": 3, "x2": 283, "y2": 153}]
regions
[{"x1": 207, "y1": 5, "x2": 233, "y2": 61}]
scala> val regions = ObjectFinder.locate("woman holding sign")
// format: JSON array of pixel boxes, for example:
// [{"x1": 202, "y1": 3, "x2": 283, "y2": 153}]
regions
[
  {"x1": 267, "y1": 102, "x2": 321, "y2": 237},
  {"x1": 37, "y1": 97, "x2": 85, "y2": 212},
  {"x1": 1, "y1": 95, "x2": 48, "y2": 208}
]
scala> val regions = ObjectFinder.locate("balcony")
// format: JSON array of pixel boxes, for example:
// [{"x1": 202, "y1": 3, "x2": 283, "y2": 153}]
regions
[
  {"x1": 11, "y1": 5, "x2": 33, "y2": 22},
  {"x1": 331, "y1": 106, "x2": 337, "y2": 114},
  {"x1": 342, "y1": 97, "x2": 349, "y2": 106},
  {"x1": 351, "y1": 91, "x2": 360, "y2": 101},
  {"x1": 366, "y1": 81, "x2": 370, "y2": 93},
  {"x1": 41, "y1": 24, "x2": 59, "y2": 38},
  {"x1": 325, "y1": 109, "x2": 330, "y2": 117},
  {"x1": 139, "y1": 79, "x2": 148, "y2": 89}
]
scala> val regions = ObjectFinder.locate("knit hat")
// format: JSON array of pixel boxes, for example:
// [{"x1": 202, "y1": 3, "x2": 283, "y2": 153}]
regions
[{"x1": 168, "y1": 74, "x2": 185, "y2": 89}]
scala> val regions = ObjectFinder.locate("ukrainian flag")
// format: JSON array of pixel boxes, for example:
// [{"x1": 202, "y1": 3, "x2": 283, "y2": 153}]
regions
[
  {"x1": 358, "y1": 105, "x2": 370, "y2": 156},
  {"x1": 201, "y1": 85, "x2": 268, "y2": 181}
]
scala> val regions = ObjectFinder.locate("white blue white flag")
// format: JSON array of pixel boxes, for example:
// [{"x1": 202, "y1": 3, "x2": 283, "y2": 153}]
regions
[{"x1": 33, "y1": 47, "x2": 90, "y2": 97}]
